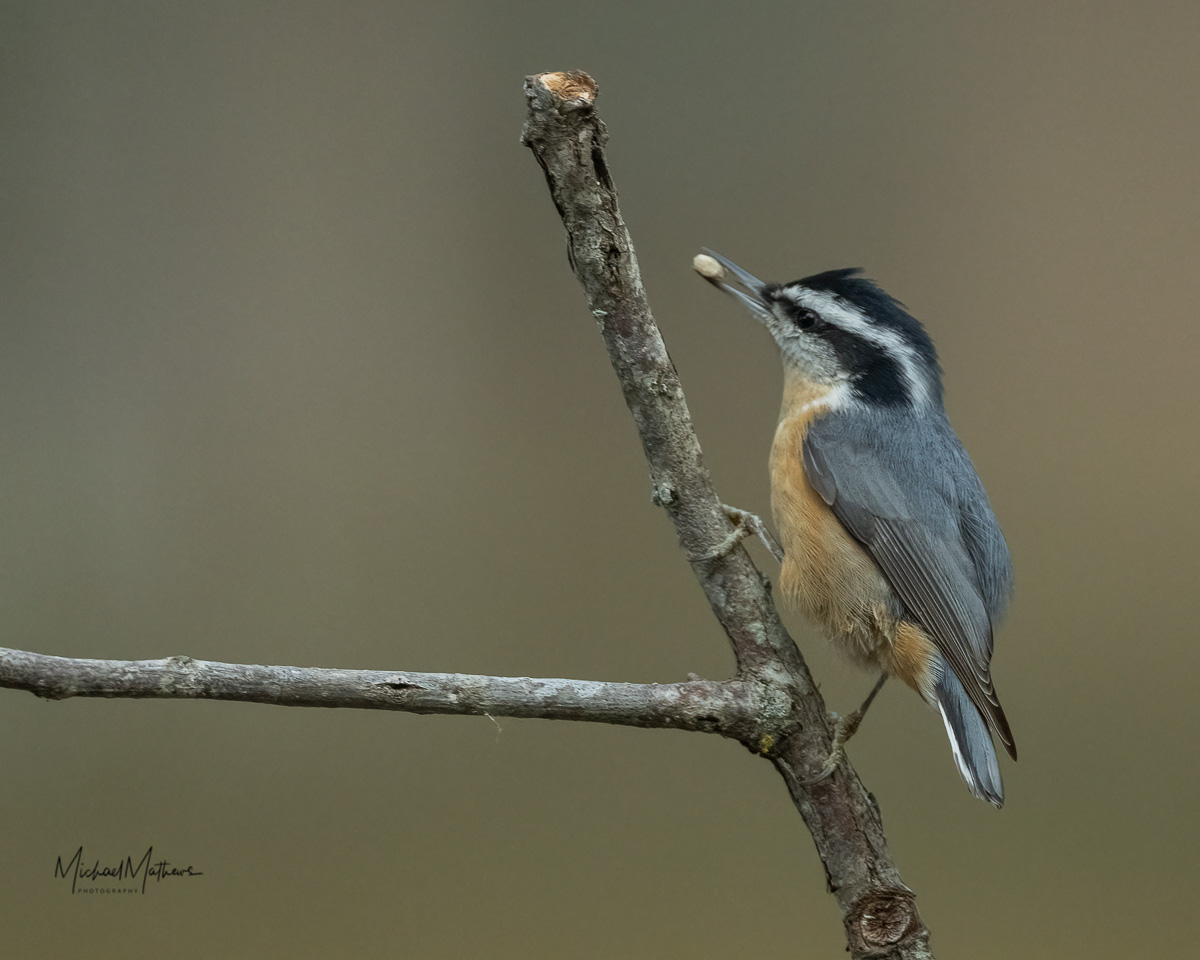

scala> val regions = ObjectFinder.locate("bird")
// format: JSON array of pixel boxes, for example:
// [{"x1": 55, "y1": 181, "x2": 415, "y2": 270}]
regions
[{"x1": 695, "y1": 250, "x2": 1015, "y2": 806}]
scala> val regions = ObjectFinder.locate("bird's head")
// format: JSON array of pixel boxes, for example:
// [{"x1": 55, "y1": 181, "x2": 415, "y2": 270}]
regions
[{"x1": 696, "y1": 250, "x2": 943, "y2": 410}]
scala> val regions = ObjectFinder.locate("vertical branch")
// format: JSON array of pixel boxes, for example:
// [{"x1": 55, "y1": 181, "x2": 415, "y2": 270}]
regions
[
  {"x1": 521, "y1": 70, "x2": 804, "y2": 685},
  {"x1": 522, "y1": 71, "x2": 934, "y2": 960}
]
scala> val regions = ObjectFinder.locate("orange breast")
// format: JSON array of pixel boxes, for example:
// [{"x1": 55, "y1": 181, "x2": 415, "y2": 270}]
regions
[{"x1": 769, "y1": 371, "x2": 936, "y2": 697}]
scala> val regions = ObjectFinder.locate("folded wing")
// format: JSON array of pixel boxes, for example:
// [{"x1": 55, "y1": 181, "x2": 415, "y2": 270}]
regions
[{"x1": 802, "y1": 410, "x2": 1016, "y2": 759}]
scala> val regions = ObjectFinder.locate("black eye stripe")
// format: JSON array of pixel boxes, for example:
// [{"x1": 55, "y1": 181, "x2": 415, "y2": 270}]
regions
[
  {"x1": 820, "y1": 326, "x2": 911, "y2": 407},
  {"x1": 792, "y1": 271, "x2": 940, "y2": 370},
  {"x1": 775, "y1": 297, "x2": 819, "y2": 328}
]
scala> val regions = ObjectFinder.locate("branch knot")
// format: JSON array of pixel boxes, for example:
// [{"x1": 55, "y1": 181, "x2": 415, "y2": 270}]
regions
[{"x1": 848, "y1": 891, "x2": 925, "y2": 955}]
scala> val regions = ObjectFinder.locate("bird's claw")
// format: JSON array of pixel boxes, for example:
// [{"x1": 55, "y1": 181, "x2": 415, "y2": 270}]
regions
[
  {"x1": 800, "y1": 708, "x2": 866, "y2": 785},
  {"x1": 688, "y1": 505, "x2": 785, "y2": 563},
  {"x1": 799, "y1": 674, "x2": 888, "y2": 786}
]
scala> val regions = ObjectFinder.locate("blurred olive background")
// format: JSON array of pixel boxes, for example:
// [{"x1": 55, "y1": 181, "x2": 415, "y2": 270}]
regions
[{"x1": 3, "y1": 1, "x2": 1198, "y2": 957}]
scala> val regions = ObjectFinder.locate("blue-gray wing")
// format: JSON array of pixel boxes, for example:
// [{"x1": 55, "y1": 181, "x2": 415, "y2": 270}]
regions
[{"x1": 802, "y1": 408, "x2": 1015, "y2": 758}]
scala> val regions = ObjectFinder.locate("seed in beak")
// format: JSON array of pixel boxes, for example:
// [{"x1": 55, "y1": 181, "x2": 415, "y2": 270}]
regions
[{"x1": 692, "y1": 253, "x2": 725, "y2": 280}]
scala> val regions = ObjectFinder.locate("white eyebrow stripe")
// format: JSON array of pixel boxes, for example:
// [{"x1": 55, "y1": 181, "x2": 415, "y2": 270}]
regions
[
  {"x1": 784, "y1": 287, "x2": 933, "y2": 408},
  {"x1": 787, "y1": 289, "x2": 906, "y2": 349}
]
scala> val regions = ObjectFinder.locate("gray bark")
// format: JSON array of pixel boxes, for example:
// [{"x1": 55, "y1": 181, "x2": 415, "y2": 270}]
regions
[{"x1": 0, "y1": 647, "x2": 756, "y2": 732}]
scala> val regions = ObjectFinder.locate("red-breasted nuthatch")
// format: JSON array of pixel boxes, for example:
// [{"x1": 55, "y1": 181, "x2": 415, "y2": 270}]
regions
[{"x1": 696, "y1": 250, "x2": 1015, "y2": 806}]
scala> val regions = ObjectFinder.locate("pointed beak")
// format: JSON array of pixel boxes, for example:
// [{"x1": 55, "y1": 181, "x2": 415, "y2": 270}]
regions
[{"x1": 694, "y1": 249, "x2": 771, "y2": 320}]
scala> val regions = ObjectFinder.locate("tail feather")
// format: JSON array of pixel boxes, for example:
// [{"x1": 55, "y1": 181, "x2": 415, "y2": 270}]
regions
[{"x1": 936, "y1": 665, "x2": 1004, "y2": 807}]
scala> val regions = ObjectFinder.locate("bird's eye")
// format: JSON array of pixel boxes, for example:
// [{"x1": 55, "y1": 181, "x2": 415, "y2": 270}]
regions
[{"x1": 794, "y1": 308, "x2": 818, "y2": 329}]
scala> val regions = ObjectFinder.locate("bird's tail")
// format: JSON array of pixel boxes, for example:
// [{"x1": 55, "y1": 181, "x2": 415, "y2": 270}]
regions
[{"x1": 935, "y1": 665, "x2": 1005, "y2": 807}]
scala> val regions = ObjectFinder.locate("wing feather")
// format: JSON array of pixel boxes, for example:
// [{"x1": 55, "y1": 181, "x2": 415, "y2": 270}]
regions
[{"x1": 803, "y1": 410, "x2": 1016, "y2": 758}]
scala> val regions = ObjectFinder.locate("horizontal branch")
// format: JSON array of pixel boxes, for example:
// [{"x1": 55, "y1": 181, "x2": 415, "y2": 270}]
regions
[{"x1": 0, "y1": 646, "x2": 758, "y2": 735}]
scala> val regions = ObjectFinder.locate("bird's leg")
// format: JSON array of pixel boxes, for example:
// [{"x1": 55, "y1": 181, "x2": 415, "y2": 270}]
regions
[
  {"x1": 689, "y1": 504, "x2": 785, "y2": 563},
  {"x1": 801, "y1": 673, "x2": 889, "y2": 785}
]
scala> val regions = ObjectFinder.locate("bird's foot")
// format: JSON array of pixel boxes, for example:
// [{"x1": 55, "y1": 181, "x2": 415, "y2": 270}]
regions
[
  {"x1": 689, "y1": 505, "x2": 785, "y2": 563},
  {"x1": 800, "y1": 673, "x2": 888, "y2": 786},
  {"x1": 800, "y1": 708, "x2": 866, "y2": 785}
]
